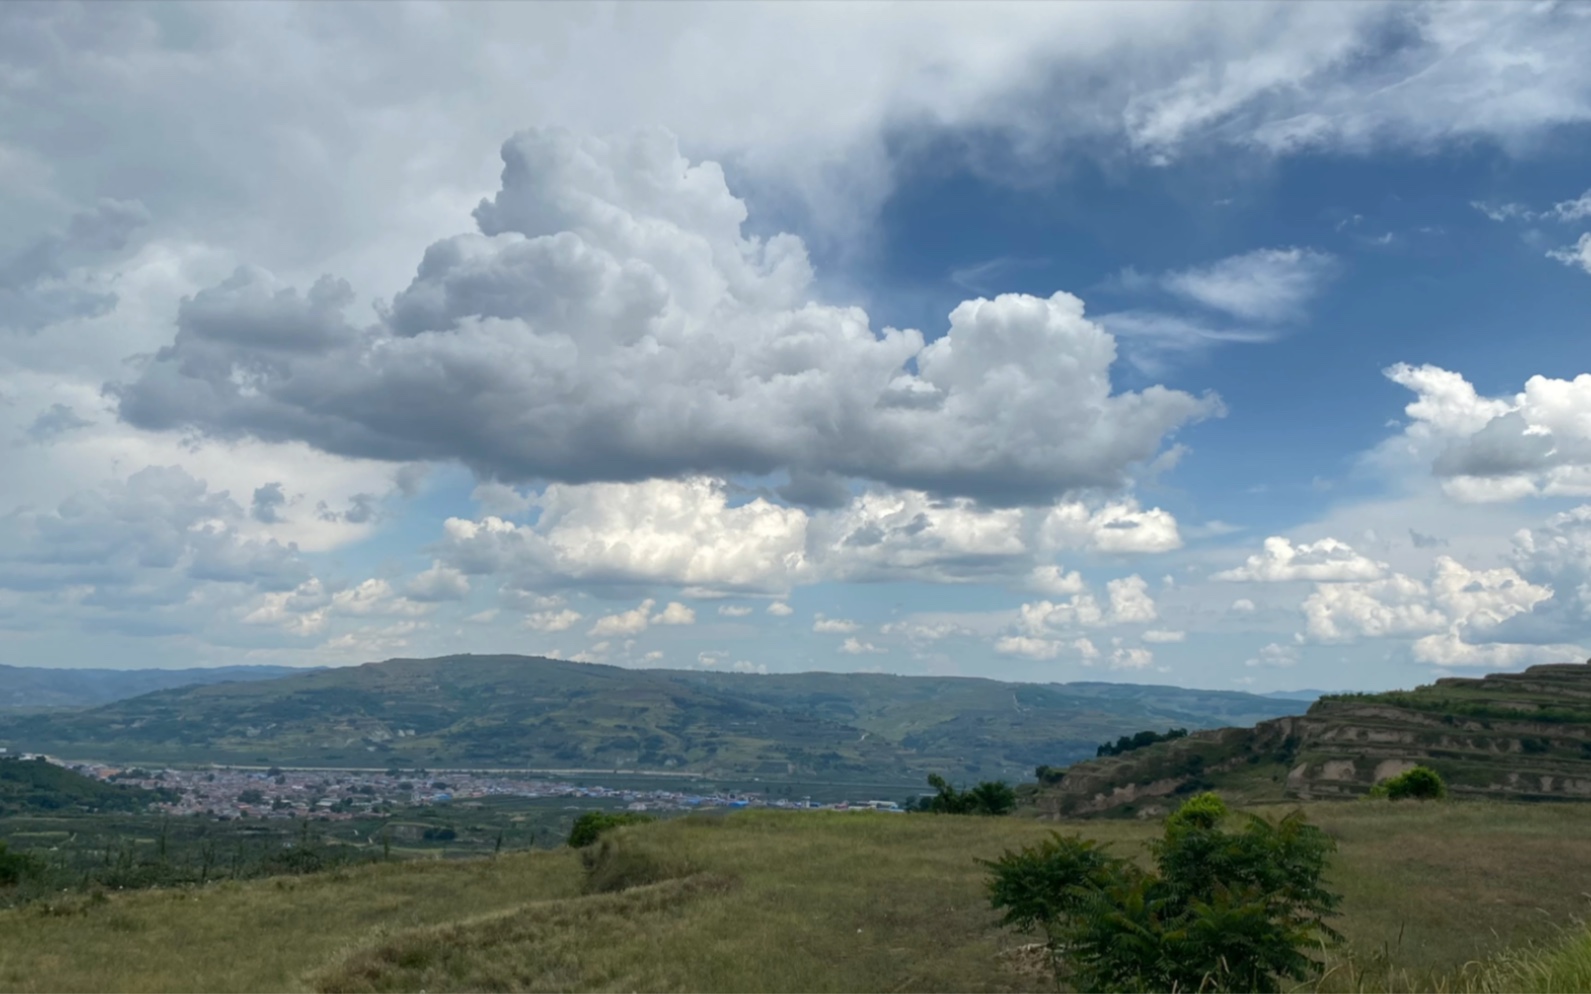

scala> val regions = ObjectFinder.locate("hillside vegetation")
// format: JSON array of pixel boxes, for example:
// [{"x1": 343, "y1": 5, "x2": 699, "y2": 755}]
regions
[
  {"x1": 0, "y1": 757, "x2": 172, "y2": 816},
  {"x1": 0, "y1": 664, "x2": 308, "y2": 711},
  {"x1": 3, "y1": 803, "x2": 1591, "y2": 992},
  {"x1": 1037, "y1": 660, "x2": 1591, "y2": 816},
  {"x1": 0, "y1": 655, "x2": 1303, "y2": 787}
]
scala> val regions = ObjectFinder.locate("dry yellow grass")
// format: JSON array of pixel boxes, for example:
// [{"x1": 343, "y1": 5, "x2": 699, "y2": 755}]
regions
[
  {"x1": 5, "y1": 801, "x2": 1591, "y2": 993},
  {"x1": 0, "y1": 854, "x2": 585, "y2": 993},
  {"x1": 314, "y1": 811, "x2": 1114, "y2": 993},
  {"x1": 1292, "y1": 800, "x2": 1591, "y2": 988}
]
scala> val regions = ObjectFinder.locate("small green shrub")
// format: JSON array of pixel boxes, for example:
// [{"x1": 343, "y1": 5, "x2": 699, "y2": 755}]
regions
[
  {"x1": 566, "y1": 811, "x2": 654, "y2": 849},
  {"x1": 1033, "y1": 764, "x2": 1066, "y2": 785},
  {"x1": 981, "y1": 832, "x2": 1117, "y2": 932},
  {"x1": 984, "y1": 792, "x2": 1341, "y2": 993},
  {"x1": 579, "y1": 833, "x2": 695, "y2": 894},
  {"x1": 1369, "y1": 765, "x2": 1447, "y2": 800}
]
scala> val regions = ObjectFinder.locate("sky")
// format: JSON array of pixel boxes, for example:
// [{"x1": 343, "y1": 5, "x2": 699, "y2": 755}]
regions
[{"x1": 2, "y1": 1, "x2": 1591, "y2": 693}]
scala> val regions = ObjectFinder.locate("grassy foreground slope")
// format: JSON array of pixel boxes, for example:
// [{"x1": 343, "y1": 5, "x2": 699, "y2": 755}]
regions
[
  {"x1": 5, "y1": 803, "x2": 1591, "y2": 992},
  {"x1": 0, "y1": 655, "x2": 1303, "y2": 784}
]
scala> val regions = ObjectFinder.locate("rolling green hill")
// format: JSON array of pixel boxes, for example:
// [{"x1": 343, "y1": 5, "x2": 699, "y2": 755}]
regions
[{"x1": 0, "y1": 655, "x2": 1305, "y2": 787}]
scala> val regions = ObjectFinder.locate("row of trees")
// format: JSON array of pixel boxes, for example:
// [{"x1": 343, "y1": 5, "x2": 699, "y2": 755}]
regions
[{"x1": 1096, "y1": 726, "x2": 1189, "y2": 757}]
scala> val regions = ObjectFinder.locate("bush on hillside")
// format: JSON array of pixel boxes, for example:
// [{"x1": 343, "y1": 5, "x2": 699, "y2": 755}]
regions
[
  {"x1": 0, "y1": 841, "x2": 42, "y2": 887},
  {"x1": 984, "y1": 792, "x2": 1341, "y2": 993},
  {"x1": 1369, "y1": 765, "x2": 1447, "y2": 800},
  {"x1": 919, "y1": 774, "x2": 1016, "y2": 815},
  {"x1": 566, "y1": 811, "x2": 654, "y2": 849}
]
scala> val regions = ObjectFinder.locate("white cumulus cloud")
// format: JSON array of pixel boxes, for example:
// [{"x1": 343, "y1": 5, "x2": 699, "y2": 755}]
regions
[
  {"x1": 813, "y1": 614, "x2": 862, "y2": 634},
  {"x1": 1214, "y1": 536, "x2": 1387, "y2": 582},
  {"x1": 1383, "y1": 364, "x2": 1591, "y2": 501},
  {"x1": 588, "y1": 599, "x2": 657, "y2": 637},
  {"x1": 839, "y1": 637, "x2": 887, "y2": 655}
]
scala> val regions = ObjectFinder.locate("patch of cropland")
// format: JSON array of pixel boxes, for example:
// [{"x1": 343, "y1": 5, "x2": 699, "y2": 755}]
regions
[
  {"x1": 0, "y1": 655, "x2": 1304, "y2": 787},
  {"x1": 0, "y1": 663, "x2": 311, "y2": 710},
  {"x1": 1037, "y1": 660, "x2": 1591, "y2": 816},
  {"x1": 3, "y1": 803, "x2": 1591, "y2": 992}
]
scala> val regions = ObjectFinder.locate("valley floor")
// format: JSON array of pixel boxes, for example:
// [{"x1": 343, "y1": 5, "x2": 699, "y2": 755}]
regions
[{"x1": 2, "y1": 802, "x2": 1590, "y2": 992}]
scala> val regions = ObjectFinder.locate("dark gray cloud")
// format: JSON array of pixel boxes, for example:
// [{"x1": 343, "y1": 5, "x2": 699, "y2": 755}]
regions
[
  {"x1": 0, "y1": 198, "x2": 150, "y2": 332},
  {"x1": 113, "y1": 128, "x2": 1217, "y2": 506},
  {"x1": 1408, "y1": 529, "x2": 1446, "y2": 549},
  {"x1": 776, "y1": 470, "x2": 853, "y2": 510},
  {"x1": 25, "y1": 403, "x2": 93, "y2": 442},
  {"x1": 250, "y1": 482, "x2": 288, "y2": 524},
  {"x1": 317, "y1": 493, "x2": 379, "y2": 525}
]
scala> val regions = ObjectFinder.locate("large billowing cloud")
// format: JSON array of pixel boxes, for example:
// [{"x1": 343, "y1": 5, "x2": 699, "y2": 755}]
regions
[
  {"x1": 435, "y1": 475, "x2": 1183, "y2": 595},
  {"x1": 1383, "y1": 364, "x2": 1591, "y2": 501},
  {"x1": 113, "y1": 129, "x2": 1216, "y2": 506},
  {"x1": 438, "y1": 478, "x2": 811, "y2": 595}
]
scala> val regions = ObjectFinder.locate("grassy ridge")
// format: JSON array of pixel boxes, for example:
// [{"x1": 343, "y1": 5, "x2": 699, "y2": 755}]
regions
[
  {"x1": 6, "y1": 802, "x2": 1591, "y2": 992},
  {"x1": 0, "y1": 664, "x2": 310, "y2": 711}
]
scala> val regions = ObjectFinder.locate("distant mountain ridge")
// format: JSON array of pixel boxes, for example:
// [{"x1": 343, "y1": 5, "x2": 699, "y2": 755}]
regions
[
  {"x1": 0, "y1": 654, "x2": 1308, "y2": 786},
  {"x1": 0, "y1": 664, "x2": 315, "y2": 710},
  {"x1": 1036, "y1": 660, "x2": 1591, "y2": 816}
]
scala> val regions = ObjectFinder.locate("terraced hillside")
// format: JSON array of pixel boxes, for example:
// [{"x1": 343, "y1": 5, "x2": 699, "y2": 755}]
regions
[
  {"x1": 1037, "y1": 660, "x2": 1591, "y2": 817},
  {"x1": 0, "y1": 654, "x2": 1305, "y2": 787}
]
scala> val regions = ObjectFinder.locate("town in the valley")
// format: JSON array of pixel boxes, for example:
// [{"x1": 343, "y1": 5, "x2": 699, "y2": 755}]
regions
[{"x1": 11, "y1": 753, "x2": 907, "y2": 820}]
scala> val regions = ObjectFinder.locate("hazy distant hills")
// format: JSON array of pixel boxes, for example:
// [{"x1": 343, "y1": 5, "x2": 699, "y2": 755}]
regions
[
  {"x1": 0, "y1": 664, "x2": 313, "y2": 710},
  {"x1": 0, "y1": 654, "x2": 1308, "y2": 785}
]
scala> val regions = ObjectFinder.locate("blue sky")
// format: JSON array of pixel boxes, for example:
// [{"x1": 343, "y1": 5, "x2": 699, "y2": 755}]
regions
[{"x1": 3, "y1": 2, "x2": 1591, "y2": 693}]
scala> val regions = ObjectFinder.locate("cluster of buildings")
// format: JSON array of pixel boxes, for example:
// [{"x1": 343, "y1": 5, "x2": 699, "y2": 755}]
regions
[{"x1": 58, "y1": 760, "x2": 905, "y2": 820}]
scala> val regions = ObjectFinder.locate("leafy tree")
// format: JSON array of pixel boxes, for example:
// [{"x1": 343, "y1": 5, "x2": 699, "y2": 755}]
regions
[
  {"x1": 984, "y1": 792, "x2": 1341, "y2": 993},
  {"x1": 566, "y1": 811, "x2": 654, "y2": 848},
  {"x1": 922, "y1": 774, "x2": 1015, "y2": 815},
  {"x1": 1368, "y1": 765, "x2": 1446, "y2": 800}
]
